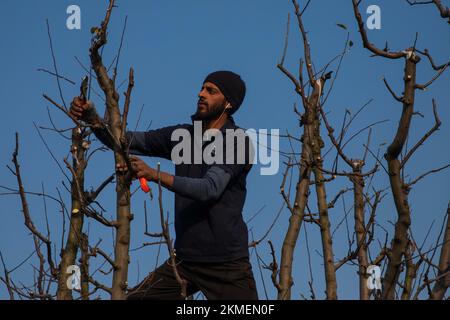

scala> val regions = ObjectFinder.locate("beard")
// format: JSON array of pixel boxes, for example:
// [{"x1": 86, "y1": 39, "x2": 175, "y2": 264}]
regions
[{"x1": 191, "y1": 101, "x2": 226, "y2": 121}]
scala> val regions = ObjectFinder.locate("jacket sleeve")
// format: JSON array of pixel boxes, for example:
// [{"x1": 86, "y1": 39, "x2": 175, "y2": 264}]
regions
[
  {"x1": 171, "y1": 166, "x2": 231, "y2": 202},
  {"x1": 125, "y1": 125, "x2": 184, "y2": 160},
  {"x1": 211, "y1": 131, "x2": 254, "y2": 181}
]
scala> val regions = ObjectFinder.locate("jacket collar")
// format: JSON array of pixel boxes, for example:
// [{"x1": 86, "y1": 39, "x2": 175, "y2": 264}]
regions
[{"x1": 190, "y1": 115, "x2": 236, "y2": 132}]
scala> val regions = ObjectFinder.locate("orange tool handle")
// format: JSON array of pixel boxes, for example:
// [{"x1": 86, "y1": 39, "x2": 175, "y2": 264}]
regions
[{"x1": 139, "y1": 177, "x2": 150, "y2": 193}]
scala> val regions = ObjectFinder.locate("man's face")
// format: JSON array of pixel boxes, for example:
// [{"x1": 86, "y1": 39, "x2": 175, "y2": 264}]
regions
[{"x1": 192, "y1": 82, "x2": 228, "y2": 120}]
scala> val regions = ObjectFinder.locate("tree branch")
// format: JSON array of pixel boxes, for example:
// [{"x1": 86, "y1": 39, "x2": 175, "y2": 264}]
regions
[
  {"x1": 401, "y1": 99, "x2": 441, "y2": 167},
  {"x1": 352, "y1": 0, "x2": 406, "y2": 59}
]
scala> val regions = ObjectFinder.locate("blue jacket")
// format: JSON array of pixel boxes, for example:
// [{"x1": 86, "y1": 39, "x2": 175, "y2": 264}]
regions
[{"x1": 94, "y1": 116, "x2": 253, "y2": 262}]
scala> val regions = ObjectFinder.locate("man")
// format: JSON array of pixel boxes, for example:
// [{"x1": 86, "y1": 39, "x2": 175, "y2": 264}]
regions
[{"x1": 69, "y1": 70, "x2": 258, "y2": 300}]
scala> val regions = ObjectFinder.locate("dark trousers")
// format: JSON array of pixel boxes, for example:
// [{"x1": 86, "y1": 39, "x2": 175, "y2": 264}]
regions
[{"x1": 126, "y1": 256, "x2": 258, "y2": 300}]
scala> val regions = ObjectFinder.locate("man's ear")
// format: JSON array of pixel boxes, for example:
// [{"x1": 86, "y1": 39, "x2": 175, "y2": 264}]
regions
[{"x1": 225, "y1": 101, "x2": 232, "y2": 110}]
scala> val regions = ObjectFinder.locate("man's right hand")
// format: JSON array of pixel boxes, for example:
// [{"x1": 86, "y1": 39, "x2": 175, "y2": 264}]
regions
[{"x1": 69, "y1": 96, "x2": 91, "y2": 121}]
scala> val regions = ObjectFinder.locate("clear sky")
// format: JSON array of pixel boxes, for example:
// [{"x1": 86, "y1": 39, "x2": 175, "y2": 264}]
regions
[{"x1": 0, "y1": 0, "x2": 449, "y2": 300}]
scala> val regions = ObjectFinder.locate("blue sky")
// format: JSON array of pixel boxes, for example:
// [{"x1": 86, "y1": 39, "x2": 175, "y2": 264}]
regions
[{"x1": 0, "y1": 0, "x2": 449, "y2": 300}]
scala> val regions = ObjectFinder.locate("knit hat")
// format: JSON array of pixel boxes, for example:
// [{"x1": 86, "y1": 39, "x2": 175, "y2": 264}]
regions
[{"x1": 203, "y1": 71, "x2": 246, "y2": 115}]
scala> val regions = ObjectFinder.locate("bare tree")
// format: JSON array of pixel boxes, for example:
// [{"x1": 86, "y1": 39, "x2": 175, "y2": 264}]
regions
[
  {"x1": 56, "y1": 78, "x2": 114, "y2": 299},
  {"x1": 351, "y1": 0, "x2": 449, "y2": 299},
  {"x1": 87, "y1": 0, "x2": 135, "y2": 300},
  {"x1": 276, "y1": 0, "x2": 338, "y2": 299},
  {"x1": 321, "y1": 107, "x2": 382, "y2": 299},
  {"x1": 8, "y1": 133, "x2": 58, "y2": 299}
]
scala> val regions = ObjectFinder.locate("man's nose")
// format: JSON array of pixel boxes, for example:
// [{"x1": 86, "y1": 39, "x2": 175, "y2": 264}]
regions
[{"x1": 198, "y1": 88, "x2": 207, "y2": 99}]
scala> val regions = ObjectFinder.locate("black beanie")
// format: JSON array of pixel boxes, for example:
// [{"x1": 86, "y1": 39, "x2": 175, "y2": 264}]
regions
[{"x1": 203, "y1": 71, "x2": 246, "y2": 115}]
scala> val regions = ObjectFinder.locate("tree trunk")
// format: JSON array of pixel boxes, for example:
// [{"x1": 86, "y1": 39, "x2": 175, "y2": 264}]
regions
[
  {"x1": 382, "y1": 52, "x2": 419, "y2": 300},
  {"x1": 57, "y1": 127, "x2": 86, "y2": 300},
  {"x1": 352, "y1": 167, "x2": 370, "y2": 300},
  {"x1": 278, "y1": 130, "x2": 312, "y2": 300},
  {"x1": 313, "y1": 165, "x2": 337, "y2": 299},
  {"x1": 80, "y1": 233, "x2": 90, "y2": 300},
  {"x1": 401, "y1": 242, "x2": 419, "y2": 300},
  {"x1": 311, "y1": 80, "x2": 337, "y2": 300},
  {"x1": 90, "y1": 10, "x2": 133, "y2": 298},
  {"x1": 277, "y1": 95, "x2": 319, "y2": 300}
]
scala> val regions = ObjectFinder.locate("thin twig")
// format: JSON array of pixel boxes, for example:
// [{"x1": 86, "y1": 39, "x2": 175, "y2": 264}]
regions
[
  {"x1": 37, "y1": 68, "x2": 76, "y2": 85},
  {"x1": 46, "y1": 19, "x2": 67, "y2": 109},
  {"x1": 401, "y1": 99, "x2": 441, "y2": 167}
]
